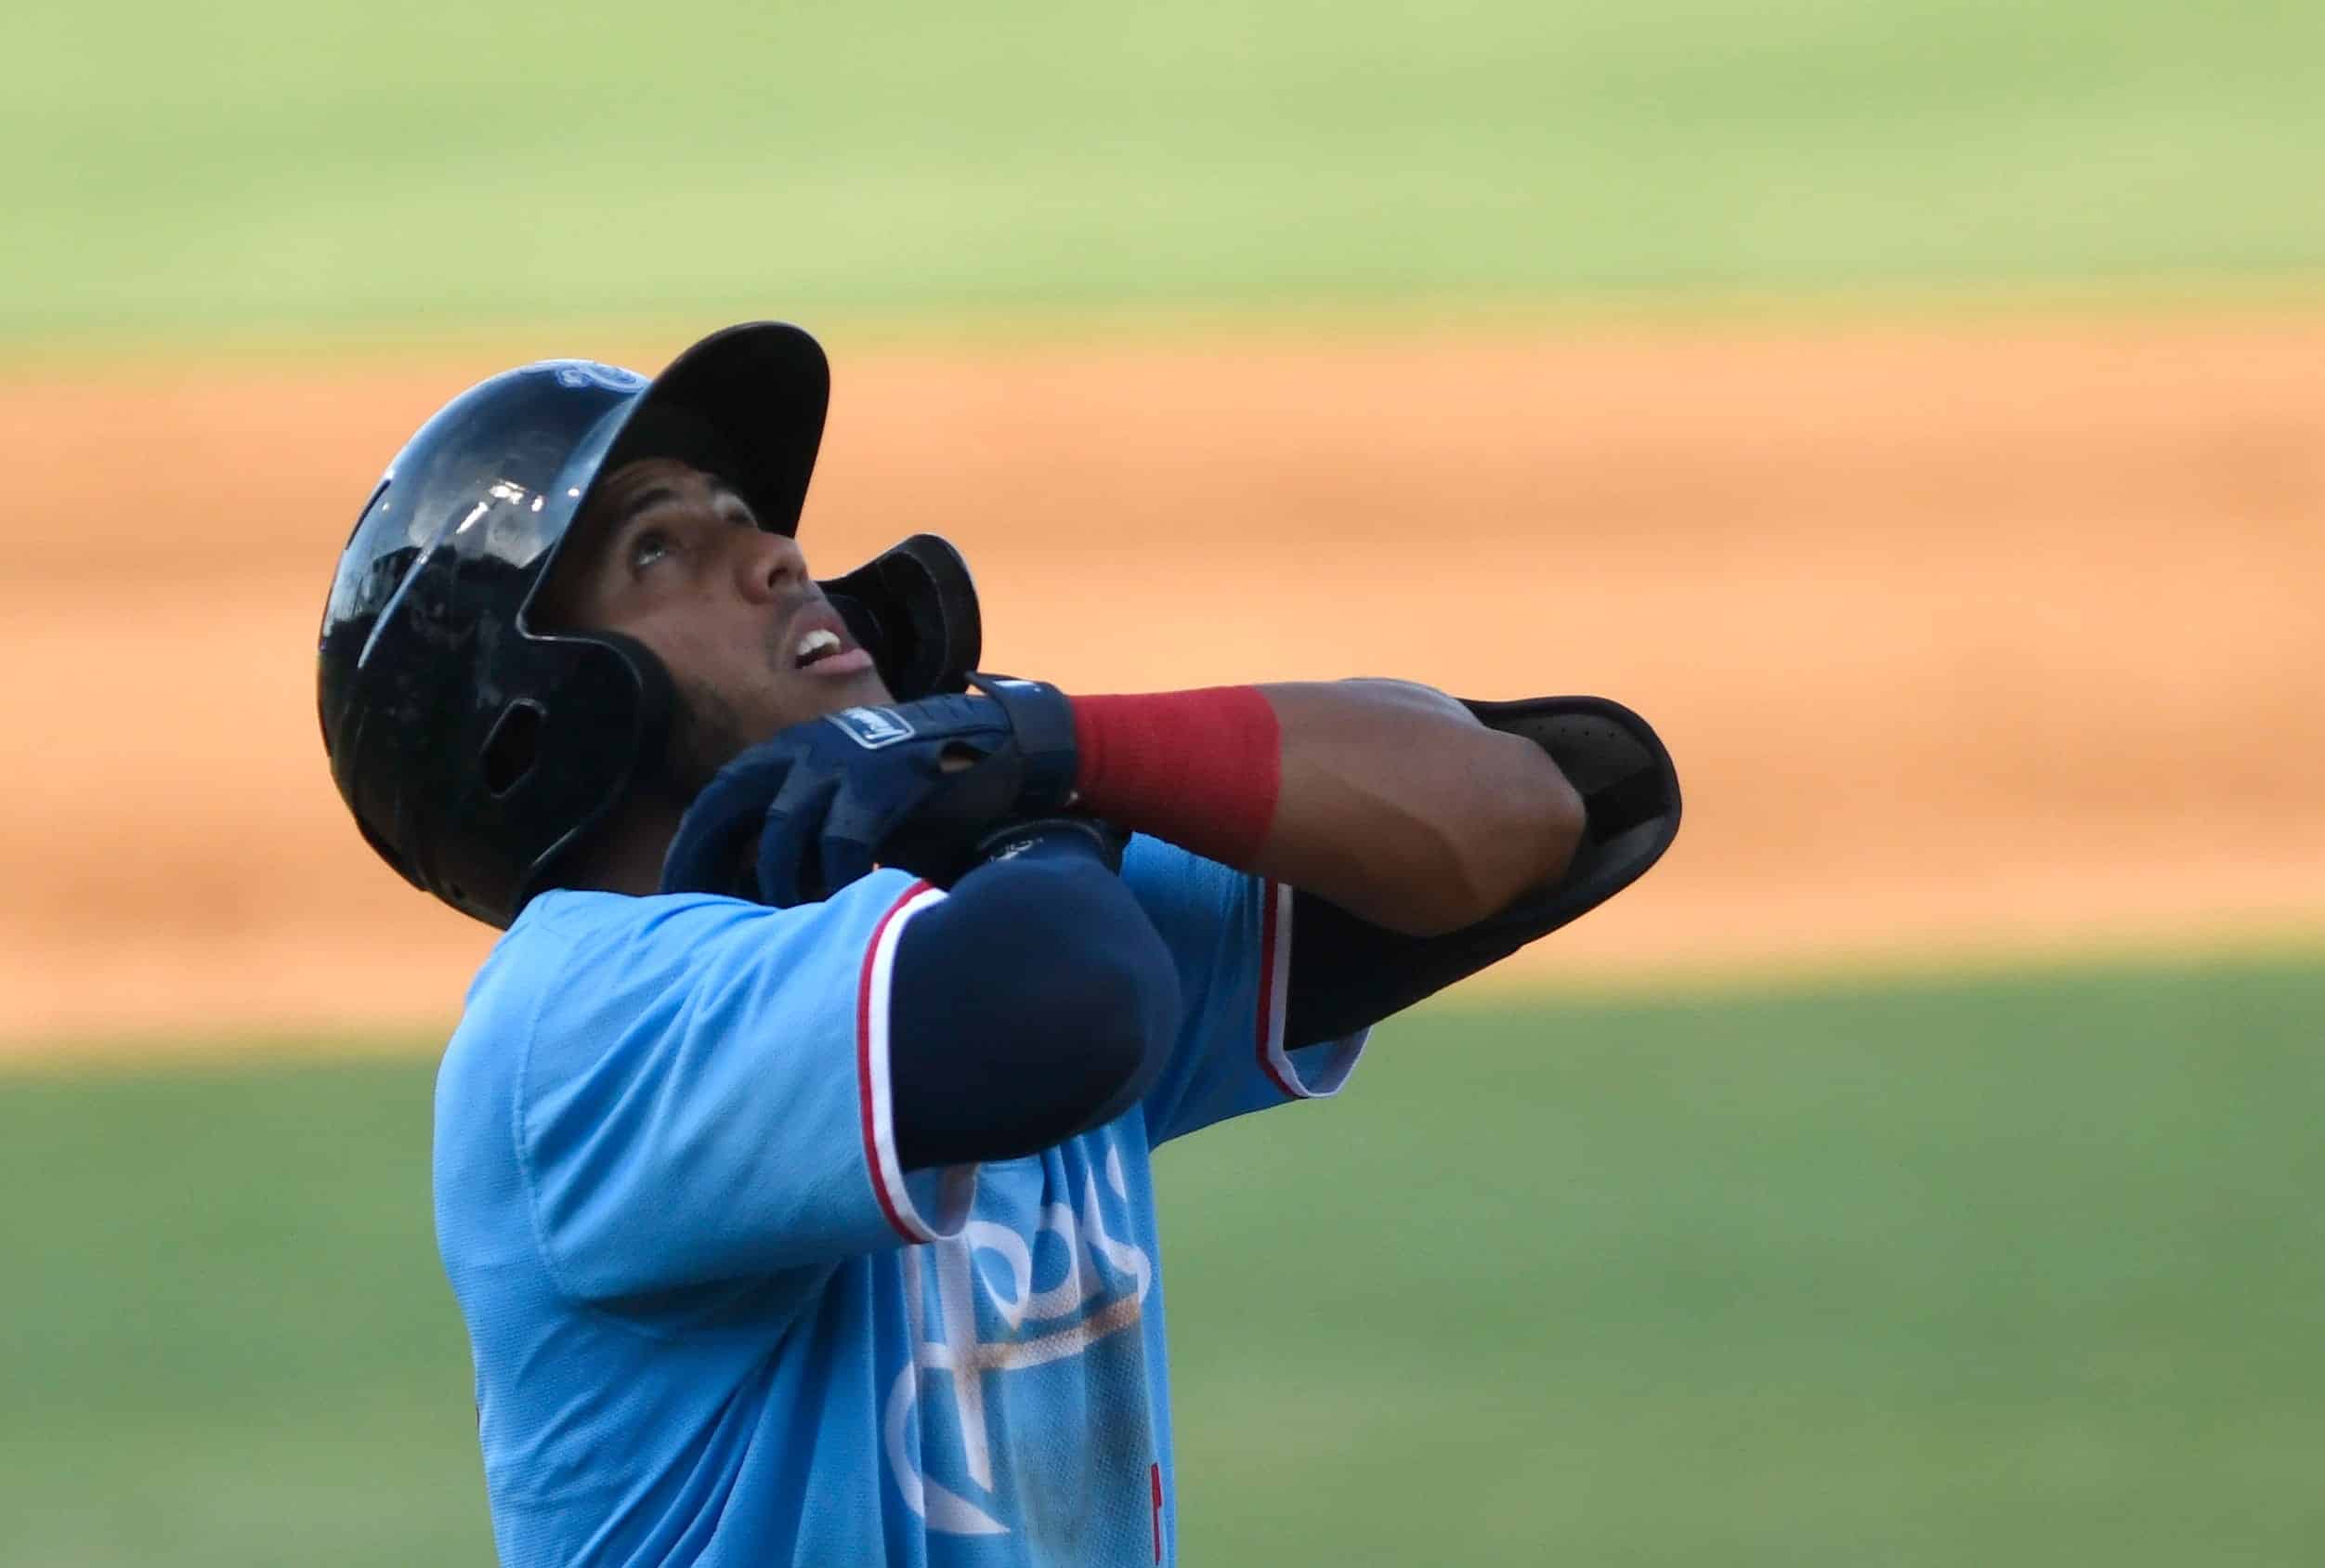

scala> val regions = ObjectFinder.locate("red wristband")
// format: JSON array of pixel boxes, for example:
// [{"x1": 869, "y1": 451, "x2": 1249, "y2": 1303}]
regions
[{"x1": 1069, "y1": 687, "x2": 1281, "y2": 868}]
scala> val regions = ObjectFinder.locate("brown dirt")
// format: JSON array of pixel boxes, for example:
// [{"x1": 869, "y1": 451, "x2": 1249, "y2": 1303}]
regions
[{"x1": 6, "y1": 315, "x2": 2322, "y2": 1060}]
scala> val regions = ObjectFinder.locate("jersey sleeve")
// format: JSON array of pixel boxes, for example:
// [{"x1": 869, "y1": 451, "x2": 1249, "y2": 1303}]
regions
[
  {"x1": 1120, "y1": 835, "x2": 1369, "y2": 1147},
  {"x1": 505, "y1": 874, "x2": 977, "y2": 1302}
]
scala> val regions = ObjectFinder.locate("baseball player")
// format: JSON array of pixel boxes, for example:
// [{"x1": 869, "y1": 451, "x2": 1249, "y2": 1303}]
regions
[{"x1": 318, "y1": 322, "x2": 1678, "y2": 1566}]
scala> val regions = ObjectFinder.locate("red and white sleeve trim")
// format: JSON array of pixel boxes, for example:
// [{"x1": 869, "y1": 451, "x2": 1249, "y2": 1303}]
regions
[
  {"x1": 856, "y1": 880, "x2": 975, "y2": 1245},
  {"x1": 1254, "y1": 881, "x2": 1366, "y2": 1102}
]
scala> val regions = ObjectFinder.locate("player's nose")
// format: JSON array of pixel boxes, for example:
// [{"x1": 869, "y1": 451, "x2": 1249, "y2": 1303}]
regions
[{"x1": 734, "y1": 529, "x2": 806, "y2": 605}]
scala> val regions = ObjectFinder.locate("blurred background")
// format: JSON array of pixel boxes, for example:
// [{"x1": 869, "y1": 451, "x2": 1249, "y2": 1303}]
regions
[{"x1": 3, "y1": 0, "x2": 2320, "y2": 1562}]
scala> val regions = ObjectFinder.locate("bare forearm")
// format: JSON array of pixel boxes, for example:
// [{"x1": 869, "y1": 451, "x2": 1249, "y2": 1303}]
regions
[
  {"x1": 1067, "y1": 679, "x2": 1585, "y2": 937},
  {"x1": 1252, "y1": 681, "x2": 1584, "y2": 935}
]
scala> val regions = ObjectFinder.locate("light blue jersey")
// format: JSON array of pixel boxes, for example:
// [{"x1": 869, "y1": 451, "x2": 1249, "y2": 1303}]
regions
[{"x1": 434, "y1": 837, "x2": 1365, "y2": 1566}]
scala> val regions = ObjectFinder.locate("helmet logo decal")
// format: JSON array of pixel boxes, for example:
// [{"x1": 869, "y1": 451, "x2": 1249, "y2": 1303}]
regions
[{"x1": 551, "y1": 361, "x2": 647, "y2": 393}]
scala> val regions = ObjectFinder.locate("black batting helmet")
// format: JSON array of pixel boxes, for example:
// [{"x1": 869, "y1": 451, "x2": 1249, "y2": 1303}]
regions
[{"x1": 318, "y1": 321, "x2": 980, "y2": 928}]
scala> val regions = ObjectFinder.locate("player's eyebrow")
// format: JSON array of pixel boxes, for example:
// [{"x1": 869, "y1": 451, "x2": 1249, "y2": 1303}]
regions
[{"x1": 618, "y1": 483, "x2": 685, "y2": 523}]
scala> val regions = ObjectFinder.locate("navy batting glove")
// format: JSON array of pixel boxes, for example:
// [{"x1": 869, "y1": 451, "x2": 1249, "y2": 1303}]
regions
[
  {"x1": 660, "y1": 674, "x2": 1083, "y2": 907},
  {"x1": 967, "y1": 817, "x2": 1130, "y2": 875}
]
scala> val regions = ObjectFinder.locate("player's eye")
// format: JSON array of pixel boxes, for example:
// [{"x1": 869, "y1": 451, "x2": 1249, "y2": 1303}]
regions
[
  {"x1": 627, "y1": 527, "x2": 674, "y2": 575},
  {"x1": 716, "y1": 494, "x2": 757, "y2": 529}
]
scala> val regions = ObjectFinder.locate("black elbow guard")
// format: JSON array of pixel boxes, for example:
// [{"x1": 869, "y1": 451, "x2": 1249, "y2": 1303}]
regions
[{"x1": 1458, "y1": 693, "x2": 1682, "y2": 935}]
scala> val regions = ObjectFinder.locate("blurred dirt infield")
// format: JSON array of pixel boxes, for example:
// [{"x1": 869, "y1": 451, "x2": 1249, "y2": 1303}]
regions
[{"x1": 5, "y1": 316, "x2": 2321, "y2": 1056}]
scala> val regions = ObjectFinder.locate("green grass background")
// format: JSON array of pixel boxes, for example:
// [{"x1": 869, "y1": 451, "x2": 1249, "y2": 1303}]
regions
[
  {"x1": 5, "y1": 0, "x2": 2324, "y2": 350},
  {"x1": 6, "y1": 956, "x2": 2321, "y2": 1566}
]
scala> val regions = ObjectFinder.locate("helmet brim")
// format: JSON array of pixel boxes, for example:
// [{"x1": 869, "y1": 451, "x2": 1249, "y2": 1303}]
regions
[{"x1": 596, "y1": 320, "x2": 830, "y2": 539}]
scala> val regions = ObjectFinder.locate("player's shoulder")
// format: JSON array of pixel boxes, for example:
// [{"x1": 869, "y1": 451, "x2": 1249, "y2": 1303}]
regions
[
  {"x1": 439, "y1": 874, "x2": 925, "y2": 1145},
  {"x1": 477, "y1": 879, "x2": 904, "y2": 976},
  {"x1": 451, "y1": 875, "x2": 927, "y2": 1056},
  {"x1": 442, "y1": 893, "x2": 747, "y2": 1122},
  {"x1": 444, "y1": 890, "x2": 723, "y2": 1062},
  {"x1": 460, "y1": 887, "x2": 741, "y2": 1013}
]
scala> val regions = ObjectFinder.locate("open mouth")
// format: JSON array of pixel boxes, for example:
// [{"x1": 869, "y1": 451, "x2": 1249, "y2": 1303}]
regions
[
  {"x1": 790, "y1": 624, "x2": 876, "y2": 678},
  {"x1": 792, "y1": 628, "x2": 845, "y2": 670}
]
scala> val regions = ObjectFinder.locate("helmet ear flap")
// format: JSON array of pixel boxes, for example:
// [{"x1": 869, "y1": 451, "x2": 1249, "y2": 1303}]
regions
[
  {"x1": 581, "y1": 630, "x2": 677, "y2": 766},
  {"x1": 505, "y1": 629, "x2": 679, "y2": 904},
  {"x1": 819, "y1": 534, "x2": 982, "y2": 700},
  {"x1": 480, "y1": 701, "x2": 548, "y2": 799}
]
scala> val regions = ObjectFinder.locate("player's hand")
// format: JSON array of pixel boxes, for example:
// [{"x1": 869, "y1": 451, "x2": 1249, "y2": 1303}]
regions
[{"x1": 659, "y1": 673, "x2": 1091, "y2": 907}]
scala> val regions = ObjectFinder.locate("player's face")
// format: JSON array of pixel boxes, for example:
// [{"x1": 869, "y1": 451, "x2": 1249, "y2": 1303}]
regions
[{"x1": 538, "y1": 458, "x2": 894, "y2": 787}]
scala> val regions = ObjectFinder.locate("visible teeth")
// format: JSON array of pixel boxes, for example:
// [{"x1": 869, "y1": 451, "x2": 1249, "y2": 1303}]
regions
[{"x1": 794, "y1": 628, "x2": 842, "y2": 664}]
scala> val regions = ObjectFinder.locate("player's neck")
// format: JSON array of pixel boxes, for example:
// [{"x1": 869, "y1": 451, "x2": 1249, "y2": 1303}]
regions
[{"x1": 561, "y1": 798, "x2": 683, "y2": 899}]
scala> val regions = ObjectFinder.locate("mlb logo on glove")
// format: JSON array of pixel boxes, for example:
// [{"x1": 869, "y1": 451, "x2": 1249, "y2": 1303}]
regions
[{"x1": 827, "y1": 706, "x2": 918, "y2": 749}]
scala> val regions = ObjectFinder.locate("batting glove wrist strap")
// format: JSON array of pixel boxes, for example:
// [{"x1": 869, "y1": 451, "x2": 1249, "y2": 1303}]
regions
[
  {"x1": 970, "y1": 816, "x2": 1130, "y2": 876},
  {"x1": 960, "y1": 673, "x2": 1079, "y2": 813}
]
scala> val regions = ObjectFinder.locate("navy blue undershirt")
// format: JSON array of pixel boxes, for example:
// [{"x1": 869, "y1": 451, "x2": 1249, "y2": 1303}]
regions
[{"x1": 887, "y1": 835, "x2": 1182, "y2": 1170}]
